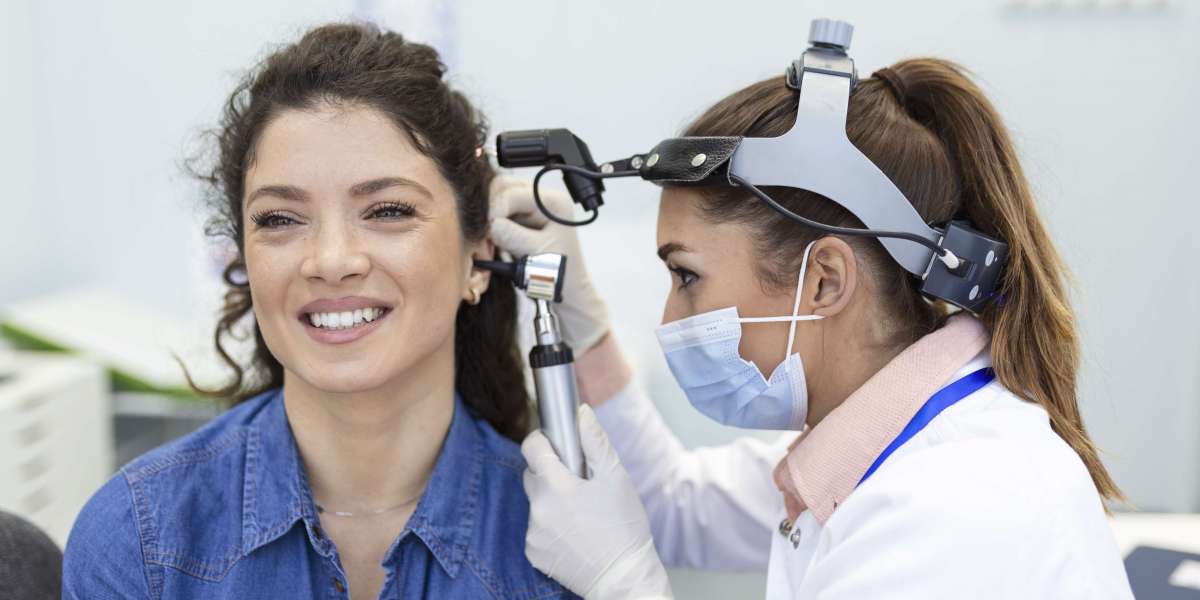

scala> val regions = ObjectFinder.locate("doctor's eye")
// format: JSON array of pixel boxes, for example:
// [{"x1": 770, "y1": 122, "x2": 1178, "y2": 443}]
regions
[
  {"x1": 365, "y1": 201, "x2": 417, "y2": 221},
  {"x1": 668, "y1": 265, "x2": 699, "y2": 290},
  {"x1": 250, "y1": 210, "x2": 300, "y2": 229}
]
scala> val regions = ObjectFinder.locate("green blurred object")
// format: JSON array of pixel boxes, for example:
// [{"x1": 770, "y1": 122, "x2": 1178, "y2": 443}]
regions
[
  {"x1": 1, "y1": 321, "x2": 197, "y2": 399},
  {"x1": 0, "y1": 290, "x2": 236, "y2": 402}
]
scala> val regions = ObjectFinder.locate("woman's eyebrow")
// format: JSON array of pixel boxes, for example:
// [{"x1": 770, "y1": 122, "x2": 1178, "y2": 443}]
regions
[
  {"x1": 246, "y1": 184, "x2": 309, "y2": 208},
  {"x1": 244, "y1": 177, "x2": 433, "y2": 208},
  {"x1": 657, "y1": 241, "x2": 691, "y2": 262},
  {"x1": 349, "y1": 176, "x2": 433, "y2": 199}
]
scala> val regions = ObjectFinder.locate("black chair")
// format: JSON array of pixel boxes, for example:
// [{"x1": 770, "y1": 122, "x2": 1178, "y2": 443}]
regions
[{"x1": 0, "y1": 510, "x2": 62, "y2": 600}]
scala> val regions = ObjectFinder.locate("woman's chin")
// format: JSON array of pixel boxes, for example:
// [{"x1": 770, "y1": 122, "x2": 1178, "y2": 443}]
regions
[{"x1": 288, "y1": 367, "x2": 389, "y2": 396}]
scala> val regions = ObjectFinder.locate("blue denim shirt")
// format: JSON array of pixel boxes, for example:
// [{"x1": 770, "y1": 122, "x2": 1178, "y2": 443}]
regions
[{"x1": 63, "y1": 389, "x2": 576, "y2": 599}]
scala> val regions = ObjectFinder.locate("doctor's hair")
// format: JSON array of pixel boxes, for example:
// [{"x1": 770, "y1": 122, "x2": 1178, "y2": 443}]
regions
[
  {"x1": 682, "y1": 59, "x2": 1121, "y2": 503},
  {"x1": 188, "y1": 22, "x2": 530, "y2": 441}
]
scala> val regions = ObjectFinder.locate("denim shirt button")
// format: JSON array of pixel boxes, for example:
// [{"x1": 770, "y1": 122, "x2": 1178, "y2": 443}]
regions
[{"x1": 333, "y1": 577, "x2": 345, "y2": 593}]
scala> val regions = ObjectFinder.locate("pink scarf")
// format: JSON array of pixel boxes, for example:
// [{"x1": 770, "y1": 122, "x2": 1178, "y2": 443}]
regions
[{"x1": 772, "y1": 314, "x2": 990, "y2": 525}]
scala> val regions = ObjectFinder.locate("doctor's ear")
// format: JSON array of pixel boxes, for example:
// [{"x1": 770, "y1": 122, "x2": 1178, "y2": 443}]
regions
[
  {"x1": 806, "y1": 237, "x2": 858, "y2": 317},
  {"x1": 464, "y1": 238, "x2": 495, "y2": 304}
]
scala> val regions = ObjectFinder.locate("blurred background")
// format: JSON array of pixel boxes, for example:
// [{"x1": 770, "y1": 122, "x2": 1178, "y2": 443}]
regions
[{"x1": 1, "y1": 0, "x2": 1197, "y2": 597}]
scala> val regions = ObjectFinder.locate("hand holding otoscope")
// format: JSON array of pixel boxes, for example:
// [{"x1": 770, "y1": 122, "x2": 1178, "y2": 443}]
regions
[
  {"x1": 481, "y1": 130, "x2": 636, "y2": 478},
  {"x1": 486, "y1": 136, "x2": 673, "y2": 599}
]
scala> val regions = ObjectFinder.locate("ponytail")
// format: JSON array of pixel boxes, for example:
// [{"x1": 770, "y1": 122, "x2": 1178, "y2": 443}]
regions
[
  {"x1": 893, "y1": 59, "x2": 1122, "y2": 502},
  {"x1": 682, "y1": 58, "x2": 1122, "y2": 503}
]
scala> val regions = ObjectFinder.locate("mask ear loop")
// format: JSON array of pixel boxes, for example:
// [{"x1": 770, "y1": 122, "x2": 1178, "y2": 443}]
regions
[
  {"x1": 785, "y1": 241, "x2": 818, "y2": 357},
  {"x1": 737, "y1": 241, "x2": 824, "y2": 357}
]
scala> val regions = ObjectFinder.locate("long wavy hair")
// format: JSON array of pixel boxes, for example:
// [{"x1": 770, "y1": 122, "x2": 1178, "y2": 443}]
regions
[
  {"x1": 683, "y1": 60, "x2": 1121, "y2": 502},
  {"x1": 190, "y1": 23, "x2": 530, "y2": 441}
]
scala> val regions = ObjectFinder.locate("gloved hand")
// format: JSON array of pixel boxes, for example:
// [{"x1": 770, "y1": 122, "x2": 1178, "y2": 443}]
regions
[
  {"x1": 489, "y1": 176, "x2": 611, "y2": 353},
  {"x1": 522, "y1": 405, "x2": 673, "y2": 600}
]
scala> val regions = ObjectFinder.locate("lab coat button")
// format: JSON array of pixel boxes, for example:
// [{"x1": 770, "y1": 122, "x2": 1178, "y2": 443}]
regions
[{"x1": 778, "y1": 517, "x2": 793, "y2": 538}]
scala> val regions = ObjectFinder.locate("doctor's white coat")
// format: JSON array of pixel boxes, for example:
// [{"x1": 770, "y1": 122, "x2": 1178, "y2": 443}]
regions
[{"x1": 593, "y1": 356, "x2": 1134, "y2": 599}]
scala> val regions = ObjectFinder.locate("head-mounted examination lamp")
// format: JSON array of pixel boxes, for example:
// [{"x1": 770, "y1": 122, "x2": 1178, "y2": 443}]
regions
[{"x1": 495, "y1": 18, "x2": 1008, "y2": 314}]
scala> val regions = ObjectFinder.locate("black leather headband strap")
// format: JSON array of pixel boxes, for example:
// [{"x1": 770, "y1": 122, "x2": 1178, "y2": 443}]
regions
[{"x1": 637, "y1": 136, "x2": 742, "y2": 184}]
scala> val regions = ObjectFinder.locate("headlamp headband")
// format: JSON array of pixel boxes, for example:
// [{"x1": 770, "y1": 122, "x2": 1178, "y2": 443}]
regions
[{"x1": 495, "y1": 19, "x2": 1009, "y2": 313}]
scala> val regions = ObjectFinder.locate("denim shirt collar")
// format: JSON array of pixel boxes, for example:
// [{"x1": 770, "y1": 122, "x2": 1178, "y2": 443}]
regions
[{"x1": 240, "y1": 389, "x2": 483, "y2": 578}]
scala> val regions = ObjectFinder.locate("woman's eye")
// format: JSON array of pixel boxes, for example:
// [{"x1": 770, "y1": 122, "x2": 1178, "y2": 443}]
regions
[
  {"x1": 669, "y1": 265, "x2": 699, "y2": 290},
  {"x1": 250, "y1": 211, "x2": 299, "y2": 229},
  {"x1": 367, "y1": 202, "x2": 416, "y2": 221}
]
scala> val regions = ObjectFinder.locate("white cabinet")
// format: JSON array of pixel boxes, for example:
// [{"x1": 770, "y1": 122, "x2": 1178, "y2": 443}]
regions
[{"x1": 0, "y1": 353, "x2": 111, "y2": 547}]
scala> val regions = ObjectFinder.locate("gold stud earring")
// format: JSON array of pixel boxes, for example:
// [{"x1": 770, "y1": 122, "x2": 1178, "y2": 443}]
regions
[{"x1": 470, "y1": 289, "x2": 481, "y2": 305}]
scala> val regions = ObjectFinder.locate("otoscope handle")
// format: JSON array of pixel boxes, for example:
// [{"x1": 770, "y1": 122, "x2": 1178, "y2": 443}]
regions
[
  {"x1": 529, "y1": 299, "x2": 587, "y2": 479},
  {"x1": 531, "y1": 355, "x2": 587, "y2": 479}
]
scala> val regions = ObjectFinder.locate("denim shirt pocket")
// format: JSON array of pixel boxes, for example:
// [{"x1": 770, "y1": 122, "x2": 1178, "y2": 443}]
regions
[{"x1": 124, "y1": 432, "x2": 250, "y2": 584}]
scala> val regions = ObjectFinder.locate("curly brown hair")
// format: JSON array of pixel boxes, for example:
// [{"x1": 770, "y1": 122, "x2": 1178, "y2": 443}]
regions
[{"x1": 190, "y1": 22, "x2": 530, "y2": 441}]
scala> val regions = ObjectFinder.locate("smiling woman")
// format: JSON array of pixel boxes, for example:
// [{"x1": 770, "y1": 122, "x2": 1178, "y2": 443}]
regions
[{"x1": 61, "y1": 23, "x2": 576, "y2": 600}]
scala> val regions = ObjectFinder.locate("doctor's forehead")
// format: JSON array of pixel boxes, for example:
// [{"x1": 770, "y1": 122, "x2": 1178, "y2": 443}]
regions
[
  {"x1": 656, "y1": 187, "x2": 705, "y2": 245},
  {"x1": 656, "y1": 187, "x2": 734, "y2": 251}
]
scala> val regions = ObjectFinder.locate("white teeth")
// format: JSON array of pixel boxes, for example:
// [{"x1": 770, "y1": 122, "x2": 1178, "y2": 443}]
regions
[{"x1": 307, "y1": 308, "x2": 386, "y2": 330}]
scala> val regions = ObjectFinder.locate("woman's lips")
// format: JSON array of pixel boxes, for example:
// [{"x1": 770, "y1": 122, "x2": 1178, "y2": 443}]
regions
[
  {"x1": 300, "y1": 306, "x2": 392, "y2": 345},
  {"x1": 298, "y1": 295, "x2": 392, "y2": 315}
]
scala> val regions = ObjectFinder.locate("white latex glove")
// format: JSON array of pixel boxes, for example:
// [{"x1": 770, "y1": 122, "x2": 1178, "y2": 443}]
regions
[
  {"x1": 489, "y1": 175, "x2": 611, "y2": 353},
  {"x1": 522, "y1": 405, "x2": 673, "y2": 600}
]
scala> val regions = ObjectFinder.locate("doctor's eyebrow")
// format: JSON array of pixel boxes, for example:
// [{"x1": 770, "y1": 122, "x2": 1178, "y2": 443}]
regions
[{"x1": 657, "y1": 242, "x2": 691, "y2": 262}]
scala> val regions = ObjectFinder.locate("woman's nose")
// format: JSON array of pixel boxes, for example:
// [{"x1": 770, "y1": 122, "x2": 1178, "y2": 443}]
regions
[
  {"x1": 661, "y1": 300, "x2": 683, "y2": 325},
  {"x1": 299, "y1": 222, "x2": 370, "y2": 284}
]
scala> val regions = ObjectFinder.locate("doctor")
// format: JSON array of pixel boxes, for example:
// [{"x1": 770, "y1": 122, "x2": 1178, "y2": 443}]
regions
[{"x1": 488, "y1": 39, "x2": 1134, "y2": 600}]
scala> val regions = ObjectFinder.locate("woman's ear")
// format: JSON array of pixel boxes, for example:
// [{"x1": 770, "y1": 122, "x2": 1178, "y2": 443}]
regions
[
  {"x1": 806, "y1": 237, "x2": 858, "y2": 317},
  {"x1": 463, "y1": 237, "x2": 495, "y2": 303}
]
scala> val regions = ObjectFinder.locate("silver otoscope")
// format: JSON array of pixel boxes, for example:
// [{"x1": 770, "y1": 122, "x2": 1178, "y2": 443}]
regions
[{"x1": 474, "y1": 253, "x2": 587, "y2": 478}]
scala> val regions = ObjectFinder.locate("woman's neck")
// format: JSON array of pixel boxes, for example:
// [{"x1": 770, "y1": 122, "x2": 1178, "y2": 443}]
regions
[{"x1": 282, "y1": 351, "x2": 456, "y2": 514}]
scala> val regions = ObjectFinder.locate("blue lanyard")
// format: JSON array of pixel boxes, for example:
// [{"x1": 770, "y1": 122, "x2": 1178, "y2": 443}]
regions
[{"x1": 857, "y1": 367, "x2": 996, "y2": 486}]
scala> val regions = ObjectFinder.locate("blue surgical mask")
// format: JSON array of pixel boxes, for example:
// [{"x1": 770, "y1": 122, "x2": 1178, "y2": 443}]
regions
[{"x1": 655, "y1": 242, "x2": 823, "y2": 430}]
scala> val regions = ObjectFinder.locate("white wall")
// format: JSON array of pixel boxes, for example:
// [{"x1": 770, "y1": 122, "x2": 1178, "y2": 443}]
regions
[
  {"x1": 1, "y1": 0, "x2": 1196, "y2": 588},
  {"x1": 1, "y1": 1, "x2": 375, "y2": 320},
  {"x1": 1, "y1": 1, "x2": 38, "y2": 299}
]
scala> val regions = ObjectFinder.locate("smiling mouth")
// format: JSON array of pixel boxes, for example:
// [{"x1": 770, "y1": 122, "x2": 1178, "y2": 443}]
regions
[{"x1": 304, "y1": 307, "x2": 391, "y2": 331}]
